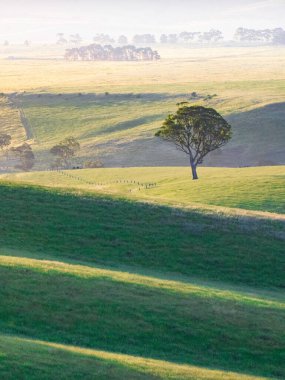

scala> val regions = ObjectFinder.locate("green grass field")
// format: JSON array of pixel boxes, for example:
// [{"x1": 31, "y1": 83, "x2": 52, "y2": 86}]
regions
[
  {"x1": 2, "y1": 166, "x2": 285, "y2": 213},
  {"x1": 0, "y1": 336, "x2": 271, "y2": 380},
  {"x1": 0, "y1": 166, "x2": 284, "y2": 379},
  {"x1": 0, "y1": 45, "x2": 285, "y2": 379}
]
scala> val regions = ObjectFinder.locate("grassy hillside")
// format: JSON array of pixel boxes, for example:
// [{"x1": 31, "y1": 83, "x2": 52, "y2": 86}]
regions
[
  {"x1": 0, "y1": 255, "x2": 284, "y2": 379},
  {"x1": 0, "y1": 166, "x2": 284, "y2": 379},
  {"x1": 0, "y1": 180, "x2": 284, "y2": 289},
  {"x1": 0, "y1": 46, "x2": 284, "y2": 168},
  {"x1": 3, "y1": 166, "x2": 285, "y2": 214},
  {"x1": 0, "y1": 44, "x2": 284, "y2": 378},
  {"x1": 0, "y1": 336, "x2": 269, "y2": 380}
]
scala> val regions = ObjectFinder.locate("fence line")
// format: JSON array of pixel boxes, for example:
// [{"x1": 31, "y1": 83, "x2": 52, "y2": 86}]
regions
[{"x1": 55, "y1": 169, "x2": 158, "y2": 191}]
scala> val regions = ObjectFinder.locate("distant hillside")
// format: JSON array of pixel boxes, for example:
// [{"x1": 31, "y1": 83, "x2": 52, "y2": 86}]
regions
[
  {"x1": 0, "y1": 46, "x2": 284, "y2": 171},
  {"x1": 5, "y1": 91, "x2": 284, "y2": 170}
]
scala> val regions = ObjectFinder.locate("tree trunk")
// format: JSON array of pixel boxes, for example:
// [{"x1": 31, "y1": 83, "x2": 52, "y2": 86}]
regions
[{"x1": 190, "y1": 162, "x2": 198, "y2": 180}]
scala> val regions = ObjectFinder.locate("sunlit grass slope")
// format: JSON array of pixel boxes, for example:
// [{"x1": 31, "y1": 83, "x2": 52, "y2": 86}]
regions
[
  {"x1": 3, "y1": 166, "x2": 285, "y2": 214},
  {"x1": 0, "y1": 335, "x2": 269, "y2": 380}
]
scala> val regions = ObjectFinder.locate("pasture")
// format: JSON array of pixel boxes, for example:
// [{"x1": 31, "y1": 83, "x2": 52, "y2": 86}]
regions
[
  {"x1": 0, "y1": 171, "x2": 284, "y2": 378},
  {"x1": 0, "y1": 44, "x2": 284, "y2": 379},
  {"x1": 2, "y1": 166, "x2": 285, "y2": 213},
  {"x1": 0, "y1": 46, "x2": 284, "y2": 168}
]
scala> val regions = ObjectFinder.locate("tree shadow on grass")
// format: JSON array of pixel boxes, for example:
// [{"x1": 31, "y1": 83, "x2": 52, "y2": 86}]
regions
[
  {"x1": 12, "y1": 91, "x2": 199, "y2": 108},
  {"x1": 205, "y1": 102, "x2": 285, "y2": 166},
  {"x1": 83, "y1": 114, "x2": 165, "y2": 138}
]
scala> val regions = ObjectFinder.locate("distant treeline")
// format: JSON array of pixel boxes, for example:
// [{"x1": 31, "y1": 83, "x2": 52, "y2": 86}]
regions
[
  {"x1": 58, "y1": 31, "x2": 224, "y2": 45},
  {"x1": 4, "y1": 28, "x2": 285, "y2": 48},
  {"x1": 160, "y1": 28, "x2": 285, "y2": 44},
  {"x1": 234, "y1": 28, "x2": 285, "y2": 44},
  {"x1": 56, "y1": 28, "x2": 285, "y2": 46},
  {"x1": 160, "y1": 30, "x2": 223, "y2": 44},
  {"x1": 65, "y1": 44, "x2": 160, "y2": 61}
]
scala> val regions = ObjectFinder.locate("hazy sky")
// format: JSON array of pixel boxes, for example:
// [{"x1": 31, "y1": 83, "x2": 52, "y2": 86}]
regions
[{"x1": 0, "y1": 0, "x2": 284, "y2": 42}]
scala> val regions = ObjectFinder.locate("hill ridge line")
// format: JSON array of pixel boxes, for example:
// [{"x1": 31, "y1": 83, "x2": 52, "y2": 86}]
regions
[
  {"x1": 1, "y1": 255, "x2": 283, "y2": 309},
  {"x1": 0, "y1": 334, "x2": 270, "y2": 380},
  {"x1": 0, "y1": 176, "x2": 284, "y2": 222},
  {"x1": 140, "y1": 197, "x2": 285, "y2": 222}
]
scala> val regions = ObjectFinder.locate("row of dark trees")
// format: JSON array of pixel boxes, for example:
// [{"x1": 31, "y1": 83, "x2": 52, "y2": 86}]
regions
[{"x1": 65, "y1": 44, "x2": 160, "y2": 61}]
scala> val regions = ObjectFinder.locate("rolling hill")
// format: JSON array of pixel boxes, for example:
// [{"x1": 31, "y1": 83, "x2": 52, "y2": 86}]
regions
[
  {"x1": 0, "y1": 44, "x2": 284, "y2": 379},
  {"x1": 0, "y1": 166, "x2": 284, "y2": 379}
]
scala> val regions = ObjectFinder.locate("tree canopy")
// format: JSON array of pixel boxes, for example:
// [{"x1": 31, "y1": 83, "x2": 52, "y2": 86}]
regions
[
  {"x1": 11, "y1": 143, "x2": 35, "y2": 171},
  {"x1": 155, "y1": 105, "x2": 232, "y2": 179},
  {"x1": 0, "y1": 133, "x2": 12, "y2": 152},
  {"x1": 50, "y1": 137, "x2": 80, "y2": 169}
]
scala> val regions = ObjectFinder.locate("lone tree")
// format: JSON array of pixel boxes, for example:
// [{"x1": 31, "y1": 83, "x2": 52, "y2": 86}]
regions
[
  {"x1": 11, "y1": 143, "x2": 35, "y2": 171},
  {"x1": 50, "y1": 137, "x2": 80, "y2": 169},
  {"x1": 155, "y1": 105, "x2": 232, "y2": 180},
  {"x1": 0, "y1": 133, "x2": 12, "y2": 158}
]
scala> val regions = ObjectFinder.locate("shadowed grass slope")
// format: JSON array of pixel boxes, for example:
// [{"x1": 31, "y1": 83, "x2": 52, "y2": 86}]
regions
[{"x1": 0, "y1": 182, "x2": 284, "y2": 290}]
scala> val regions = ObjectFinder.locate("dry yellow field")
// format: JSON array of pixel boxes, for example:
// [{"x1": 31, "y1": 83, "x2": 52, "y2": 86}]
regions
[{"x1": 0, "y1": 46, "x2": 284, "y2": 93}]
